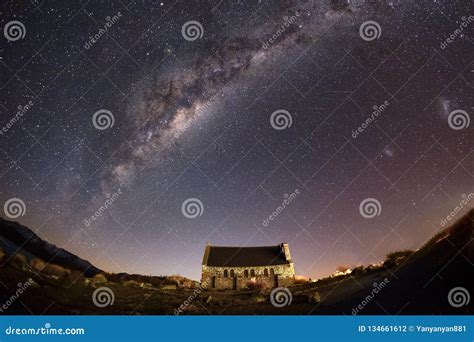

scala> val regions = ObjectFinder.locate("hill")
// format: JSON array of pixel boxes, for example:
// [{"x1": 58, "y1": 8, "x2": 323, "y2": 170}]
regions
[{"x1": 0, "y1": 209, "x2": 472, "y2": 314}]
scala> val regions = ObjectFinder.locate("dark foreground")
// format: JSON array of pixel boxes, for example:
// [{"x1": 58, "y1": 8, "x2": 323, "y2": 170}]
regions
[{"x1": 0, "y1": 210, "x2": 473, "y2": 315}]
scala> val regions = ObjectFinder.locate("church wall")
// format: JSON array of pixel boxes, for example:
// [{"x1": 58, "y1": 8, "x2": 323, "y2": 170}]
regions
[{"x1": 201, "y1": 263, "x2": 295, "y2": 290}]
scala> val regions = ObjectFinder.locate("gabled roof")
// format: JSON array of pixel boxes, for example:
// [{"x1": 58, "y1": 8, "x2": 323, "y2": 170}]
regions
[{"x1": 202, "y1": 244, "x2": 290, "y2": 267}]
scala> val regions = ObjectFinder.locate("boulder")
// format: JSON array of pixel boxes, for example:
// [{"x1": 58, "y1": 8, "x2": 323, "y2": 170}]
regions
[
  {"x1": 10, "y1": 253, "x2": 29, "y2": 268},
  {"x1": 92, "y1": 273, "x2": 108, "y2": 283},
  {"x1": 162, "y1": 284, "x2": 178, "y2": 290},
  {"x1": 308, "y1": 292, "x2": 321, "y2": 304},
  {"x1": 30, "y1": 258, "x2": 46, "y2": 271},
  {"x1": 43, "y1": 264, "x2": 71, "y2": 279},
  {"x1": 251, "y1": 295, "x2": 266, "y2": 303}
]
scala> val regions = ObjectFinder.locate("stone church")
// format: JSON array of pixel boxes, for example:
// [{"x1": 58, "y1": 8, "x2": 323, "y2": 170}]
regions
[{"x1": 201, "y1": 243, "x2": 295, "y2": 290}]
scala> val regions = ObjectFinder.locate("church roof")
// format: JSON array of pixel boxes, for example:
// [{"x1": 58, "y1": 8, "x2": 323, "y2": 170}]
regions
[{"x1": 202, "y1": 244, "x2": 290, "y2": 267}]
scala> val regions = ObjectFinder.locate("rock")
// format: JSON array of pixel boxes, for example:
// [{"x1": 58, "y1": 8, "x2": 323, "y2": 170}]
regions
[
  {"x1": 308, "y1": 292, "x2": 321, "y2": 304},
  {"x1": 123, "y1": 280, "x2": 141, "y2": 288},
  {"x1": 42, "y1": 264, "x2": 71, "y2": 279},
  {"x1": 162, "y1": 284, "x2": 177, "y2": 290},
  {"x1": 10, "y1": 253, "x2": 29, "y2": 269},
  {"x1": 92, "y1": 273, "x2": 108, "y2": 283},
  {"x1": 252, "y1": 295, "x2": 266, "y2": 303},
  {"x1": 30, "y1": 258, "x2": 46, "y2": 271}
]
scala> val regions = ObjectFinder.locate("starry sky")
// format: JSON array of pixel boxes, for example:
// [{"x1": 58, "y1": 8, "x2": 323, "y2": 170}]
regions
[{"x1": 0, "y1": 0, "x2": 472, "y2": 281}]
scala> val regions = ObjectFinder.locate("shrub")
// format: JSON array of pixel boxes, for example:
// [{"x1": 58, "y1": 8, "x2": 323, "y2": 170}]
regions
[
  {"x1": 10, "y1": 253, "x2": 28, "y2": 268},
  {"x1": 247, "y1": 281, "x2": 269, "y2": 294},
  {"x1": 43, "y1": 264, "x2": 71, "y2": 279},
  {"x1": 351, "y1": 266, "x2": 367, "y2": 277},
  {"x1": 30, "y1": 258, "x2": 46, "y2": 271},
  {"x1": 92, "y1": 273, "x2": 108, "y2": 283},
  {"x1": 385, "y1": 250, "x2": 414, "y2": 266}
]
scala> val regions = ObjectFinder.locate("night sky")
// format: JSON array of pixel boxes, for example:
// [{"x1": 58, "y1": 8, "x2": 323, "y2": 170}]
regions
[{"x1": 0, "y1": 0, "x2": 472, "y2": 281}]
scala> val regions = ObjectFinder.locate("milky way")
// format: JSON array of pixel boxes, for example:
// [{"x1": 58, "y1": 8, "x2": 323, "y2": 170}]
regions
[
  {"x1": 107, "y1": 1, "x2": 357, "y2": 188},
  {"x1": 0, "y1": 0, "x2": 472, "y2": 281}
]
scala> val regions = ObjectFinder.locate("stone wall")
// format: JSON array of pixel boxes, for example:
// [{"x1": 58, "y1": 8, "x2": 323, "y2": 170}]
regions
[{"x1": 201, "y1": 263, "x2": 295, "y2": 290}]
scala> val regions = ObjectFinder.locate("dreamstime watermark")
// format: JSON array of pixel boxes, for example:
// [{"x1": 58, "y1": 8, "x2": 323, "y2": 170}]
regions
[
  {"x1": 270, "y1": 109, "x2": 293, "y2": 130},
  {"x1": 270, "y1": 287, "x2": 292, "y2": 307},
  {"x1": 174, "y1": 280, "x2": 209, "y2": 315},
  {"x1": 5, "y1": 323, "x2": 85, "y2": 336},
  {"x1": 447, "y1": 287, "x2": 470, "y2": 308},
  {"x1": 3, "y1": 20, "x2": 26, "y2": 41},
  {"x1": 351, "y1": 278, "x2": 390, "y2": 315},
  {"x1": 83, "y1": 189, "x2": 122, "y2": 227},
  {"x1": 352, "y1": 101, "x2": 389, "y2": 139},
  {"x1": 359, "y1": 198, "x2": 381, "y2": 219},
  {"x1": 173, "y1": 101, "x2": 209, "y2": 139},
  {"x1": 262, "y1": 12, "x2": 301, "y2": 49},
  {"x1": 84, "y1": 12, "x2": 123, "y2": 50},
  {"x1": 3, "y1": 198, "x2": 26, "y2": 219},
  {"x1": 440, "y1": 16, "x2": 474, "y2": 50},
  {"x1": 0, "y1": 101, "x2": 34, "y2": 136},
  {"x1": 181, "y1": 198, "x2": 204, "y2": 219},
  {"x1": 92, "y1": 109, "x2": 115, "y2": 130},
  {"x1": 0, "y1": 279, "x2": 34, "y2": 313},
  {"x1": 440, "y1": 193, "x2": 474, "y2": 227},
  {"x1": 92, "y1": 286, "x2": 115, "y2": 307},
  {"x1": 181, "y1": 21, "x2": 203, "y2": 41},
  {"x1": 447, "y1": 109, "x2": 470, "y2": 130},
  {"x1": 359, "y1": 20, "x2": 381, "y2": 41},
  {"x1": 262, "y1": 189, "x2": 301, "y2": 227}
]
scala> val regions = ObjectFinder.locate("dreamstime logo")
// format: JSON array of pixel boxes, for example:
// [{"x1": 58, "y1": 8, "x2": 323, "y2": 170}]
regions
[
  {"x1": 352, "y1": 278, "x2": 390, "y2": 315},
  {"x1": 352, "y1": 101, "x2": 389, "y2": 139},
  {"x1": 0, "y1": 279, "x2": 34, "y2": 313},
  {"x1": 440, "y1": 16, "x2": 474, "y2": 50},
  {"x1": 83, "y1": 188, "x2": 122, "y2": 227},
  {"x1": 3, "y1": 198, "x2": 26, "y2": 219},
  {"x1": 262, "y1": 189, "x2": 301, "y2": 227},
  {"x1": 447, "y1": 287, "x2": 470, "y2": 308},
  {"x1": 181, "y1": 198, "x2": 204, "y2": 219},
  {"x1": 262, "y1": 12, "x2": 300, "y2": 49},
  {"x1": 174, "y1": 280, "x2": 209, "y2": 315},
  {"x1": 359, "y1": 198, "x2": 381, "y2": 219},
  {"x1": 181, "y1": 21, "x2": 203, "y2": 41},
  {"x1": 270, "y1": 287, "x2": 292, "y2": 308},
  {"x1": 270, "y1": 109, "x2": 293, "y2": 130},
  {"x1": 92, "y1": 109, "x2": 115, "y2": 130},
  {"x1": 440, "y1": 193, "x2": 474, "y2": 227},
  {"x1": 448, "y1": 109, "x2": 470, "y2": 130},
  {"x1": 84, "y1": 11, "x2": 123, "y2": 50},
  {"x1": 359, "y1": 21, "x2": 381, "y2": 41},
  {"x1": 4, "y1": 20, "x2": 26, "y2": 41},
  {"x1": 92, "y1": 287, "x2": 115, "y2": 308},
  {"x1": 0, "y1": 101, "x2": 35, "y2": 137}
]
